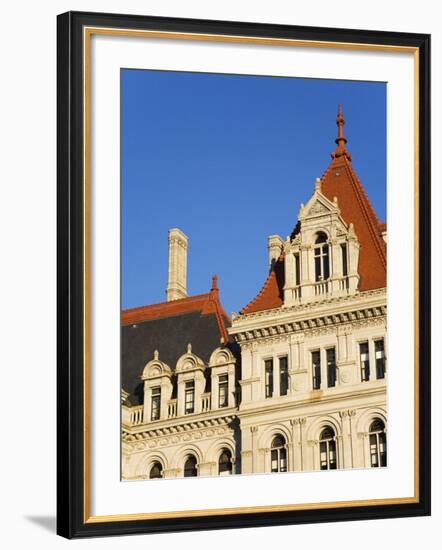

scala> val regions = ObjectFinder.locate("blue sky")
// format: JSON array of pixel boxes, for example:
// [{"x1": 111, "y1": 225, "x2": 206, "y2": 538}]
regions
[{"x1": 121, "y1": 69, "x2": 386, "y2": 314}]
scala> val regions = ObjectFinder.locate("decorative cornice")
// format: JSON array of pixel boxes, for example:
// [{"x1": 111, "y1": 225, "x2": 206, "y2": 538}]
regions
[
  {"x1": 122, "y1": 419, "x2": 236, "y2": 448},
  {"x1": 232, "y1": 288, "x2": 386, "y2": 326},
  {"x1": 123, "y1": 412, "x2": 237, "y2": 440},
  {"x1": 234, "y1": 302, "x2": 386, "y2": 345}
]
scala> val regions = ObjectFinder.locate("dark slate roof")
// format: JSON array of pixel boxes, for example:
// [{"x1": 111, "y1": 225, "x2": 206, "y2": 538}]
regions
[{"x1": 122, "y1": 310, "x2": 232, "y2": 406}]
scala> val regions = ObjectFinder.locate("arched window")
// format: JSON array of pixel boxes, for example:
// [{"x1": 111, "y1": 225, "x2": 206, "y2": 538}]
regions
[
  {"x1": 270, "y1": 434, "x2": 287, "y2": 473},
  {"x1": 149, "y1": 461, "x2": 163, "y2": 479},
  {"x1": 314, "y1": 232, "x2": 330, "y2": 281},
  {"x1": 218, "y1": 449, "x2": 233, "y2": 476},
  {"x1": 369, "y1": 419, "x2": 387, "y2": 467},
  {"x1": 183, "y1": 455, "x2": 198, "y2": 477},
  {"x1": 319, "y1": 427, "x2": 337, "y2": 470}
]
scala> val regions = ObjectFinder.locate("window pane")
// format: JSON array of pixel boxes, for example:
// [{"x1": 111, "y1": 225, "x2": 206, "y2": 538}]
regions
[
  {"x1": 184, "y1": 455, "x2": 197, "y2": 477},
  {"x1": 320, "y1": 427, "x2": 335, "y2": 440},
  {"x1": 272, "y1": 435, "x2": 285, "y2": 448},
  {"x1": 265, "y1": 359, "x2": 273, "y2": 398},
  {"x1": 312, "y1": 351, "x2": 321, "y2": 389},
  {"x1": 322, "y1": 245, "x2": 330, "y2": 279},
  {"x1": 359, "y1": 342, "x2": 370, "y2": 381},
  {"x1": 185, "y1": 380, "x2": 195, "y2": 414},
  {"x1": 326, "y1": 348, "x2": 336, "y2": 388},
  {"x1": 271, "y1": 449, "x2": 278, "y2": 472},
  {"x1": 280, "y1": 448, "x2": 287, "y2": 472},
  {"x1": 341, "y1": 243, "x2": 348, "y2": 276},
  {"x1": 315, "y1": 255, "x2": 322, "y2": 281},
  {"x1": 219, "y1": 449, "x2": 232, "y2": 475},
  {"x1": 375, "y1": 339, "x2": 386, "y2": 379},
  {"x1": 279, "y1": 356, "x2": 289, "y2": 396},
  {"x1": 295, "y1": 253, "x2": 300, "y2": 286},
  {"x1": 315, "y1": 232, "x2": 327, "y2": 244},
  {"x1": 149, "y1": 462, "x2": 163, "y2": 479},
  {"x1": 218, "y1": 374, "x2": 228, "y2": 407},
  {"x1": 151, "y1": 387, "x2": 161, "y2": 420}
]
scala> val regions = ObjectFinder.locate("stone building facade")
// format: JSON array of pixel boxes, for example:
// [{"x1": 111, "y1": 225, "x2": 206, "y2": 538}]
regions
[{"x1": 121, "y1": 106, "x2": 387, "y2": 480}]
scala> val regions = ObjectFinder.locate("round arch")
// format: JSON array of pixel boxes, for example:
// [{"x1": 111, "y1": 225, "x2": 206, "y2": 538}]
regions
[
  {"x1": 356, "y1": 407, "x2": 387, "y2": 433},
  {"x1": 258, "y1": 423, "x2": 292, "y2": 449},
  {"x1": 174, "y1": 443, "x2": 204, "y2": 471},
  {"x1": 205, "y1": 438, "x2": 235, "y2": 464},
  {"x1": 135, "y1": 450, "x2": 168, "y2": 478},
  {"x1": 306, "y1": 414, "x2": 341, "y2": 441}
]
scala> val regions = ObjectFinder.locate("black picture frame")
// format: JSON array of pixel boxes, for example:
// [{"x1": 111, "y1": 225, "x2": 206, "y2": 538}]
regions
[{"x1": 57, "y1": 10, "x2": 431, "y2": 539}]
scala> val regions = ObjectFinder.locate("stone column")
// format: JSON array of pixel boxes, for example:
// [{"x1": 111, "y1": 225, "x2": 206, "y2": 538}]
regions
[
  {"x1": 330, "y1": 239, "x2": 342, "y2": 294},
  {"x1": 251, "y1": 343, "x2": 262, "y2": 401},
  {"x1": 290, "y1": 417, "x2": 306, "y2": 471},
  {"x1": 176, "y1": 379, "x2": 185, "y2": 417},
  {"x1": 250, "y1": 425, "x2": 258, "y2": 473},
  {"x1": 348, "y1": 409, "x2": 358, "y2": 467},
  {"x1": 239, "y1": 345, "x2": 253, "y2": 404},
  {"x1": 290, "y1": 418, "x2": 298, "y2": 471},
  {"x1": 163, "y1": 468, "x2": 180, "y2": 479},
  {"x1": 227, "y1": 363, "x2": 236, "y2": 408},
  {"x1": 198, "y1": 462, "x2": 216, "y2": 477},
  {"x1": 283, "y1": 249, "x2": 295, "y2": 306},
  {"x1": 299, "y1": 417, "x2": 307, "y2": 471},
  {"x1": 339, "y1": 409, "x2": 353, "y2": 469},
  {"x1": 300, "y1": 244, "x2": 313, "y2": 301},
  {"x1": 347, "y1": 224, "x2": 360, "y2": 294}
]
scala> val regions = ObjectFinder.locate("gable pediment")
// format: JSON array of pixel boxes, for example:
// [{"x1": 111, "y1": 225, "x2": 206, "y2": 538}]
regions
[{"x1": 299, "y1": 190, "x2": 339, "y2": 221}]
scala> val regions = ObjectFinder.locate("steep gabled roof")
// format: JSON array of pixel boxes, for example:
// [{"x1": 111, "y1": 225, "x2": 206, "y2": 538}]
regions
[
  {"x1": 240, "y1": 255, "x2": 285, "y2": 314},
  {"x1": 122, "y1": 276, "x2": 230, "y2": 342},
  {"x1": 321, "y1": 155, "x2": 386, "y2": 291},
  {"x1": 121, "y1": 277, "x2": 232, "y2": 404},
  {"x1": 240, "y1": 106, "x2": 386, "y2": 315}
]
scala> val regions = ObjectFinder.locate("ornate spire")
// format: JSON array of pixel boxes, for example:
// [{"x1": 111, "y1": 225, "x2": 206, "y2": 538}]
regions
[
  {"x1": 331, "y1": 104, "x2": 352, "y2": 161},
  {"x1": 211, "y1": 274, "x2": 218, "y2": 291},
  {"x1": 209, "y1": 274, "x2": 219, "y2": 300}
]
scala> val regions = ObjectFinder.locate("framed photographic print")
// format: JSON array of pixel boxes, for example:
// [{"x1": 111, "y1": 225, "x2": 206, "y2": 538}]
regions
[{"x1": 57, "y1": 11, "x2": 431, "y2": 538}]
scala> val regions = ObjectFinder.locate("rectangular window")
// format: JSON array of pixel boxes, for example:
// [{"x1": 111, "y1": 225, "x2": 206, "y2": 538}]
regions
[
  {"x1": 294, "y1": 253, "x2": 300, "y2": 286},
  {"x1": 184, "y1": 380, "x2": 195, "y2": 414},
  {"x1": 375, "y1": 339, "x2": 386, "y2": 379},
  {"x1": 279, "y1": 356, "x2": 289, "y2": 396},
  {"x1": 360, "y1": 342, "x2": 370, "y2": 382},
  {"x1": 341, "y1": 243, "x2": 348, "y2": 277},
  {"x1": 314, "y1": 253, "x2": 321, "y2": 282},
  {"x1": 265, "y1": 359, "x2": 273, "y2": 398},
  {"x1": 218, "y1": 374, "x2": 228, "y2": 408},
  {"x1": 326, "y1": 347, "x2": 337, "y2": 388},
  {"x1": 323, "y1": 245, "x2": 330, "y2": 280},
  {"x1": 151, "y1": 386, "x2": 161, "y2": 421},
  {"x1": 312, "y1": 351, "x2": 321, "y2": 390}
]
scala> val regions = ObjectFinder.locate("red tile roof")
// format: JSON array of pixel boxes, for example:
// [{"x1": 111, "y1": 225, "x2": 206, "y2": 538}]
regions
[
  {"x1": 241, "y1": 106, "x2": 386, "y2": 315},
  {"x1": 321, "y1": 155, "x2": 386, "y2": 291},
  {"x1": 121, "y1": 276, "x2": 230, "y2": 343},
  {"x1": 240, "y1": 255, "x2": 285, "y2": 314}
]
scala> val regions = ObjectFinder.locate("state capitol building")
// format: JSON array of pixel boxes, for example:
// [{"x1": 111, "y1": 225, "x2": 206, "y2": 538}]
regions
[{"x1": 121, "y1": 106, "x2": 387, "y2": 480}]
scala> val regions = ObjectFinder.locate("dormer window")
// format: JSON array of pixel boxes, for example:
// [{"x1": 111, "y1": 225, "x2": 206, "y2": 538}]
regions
[
  {"x1": 151, "y1": 386, "x2": 161, "y2": 421},
  {"x1": 184, "y1": 380, "x2": 195, "y2": 414},
  {"x1": 314, "y1": 232, "x2": 330, "y2": 281}
]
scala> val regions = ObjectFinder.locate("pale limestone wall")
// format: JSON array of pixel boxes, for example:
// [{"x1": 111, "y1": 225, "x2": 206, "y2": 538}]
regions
[
  {"x1": 122, "y1": 419, "x2": 237, "y2": 480},
  {"x1": 122, "y1": 288, "x2": 387, "y2": 480},
  {"x1": 231, "y1": 289, "x2": 386, "y2": 474}
]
